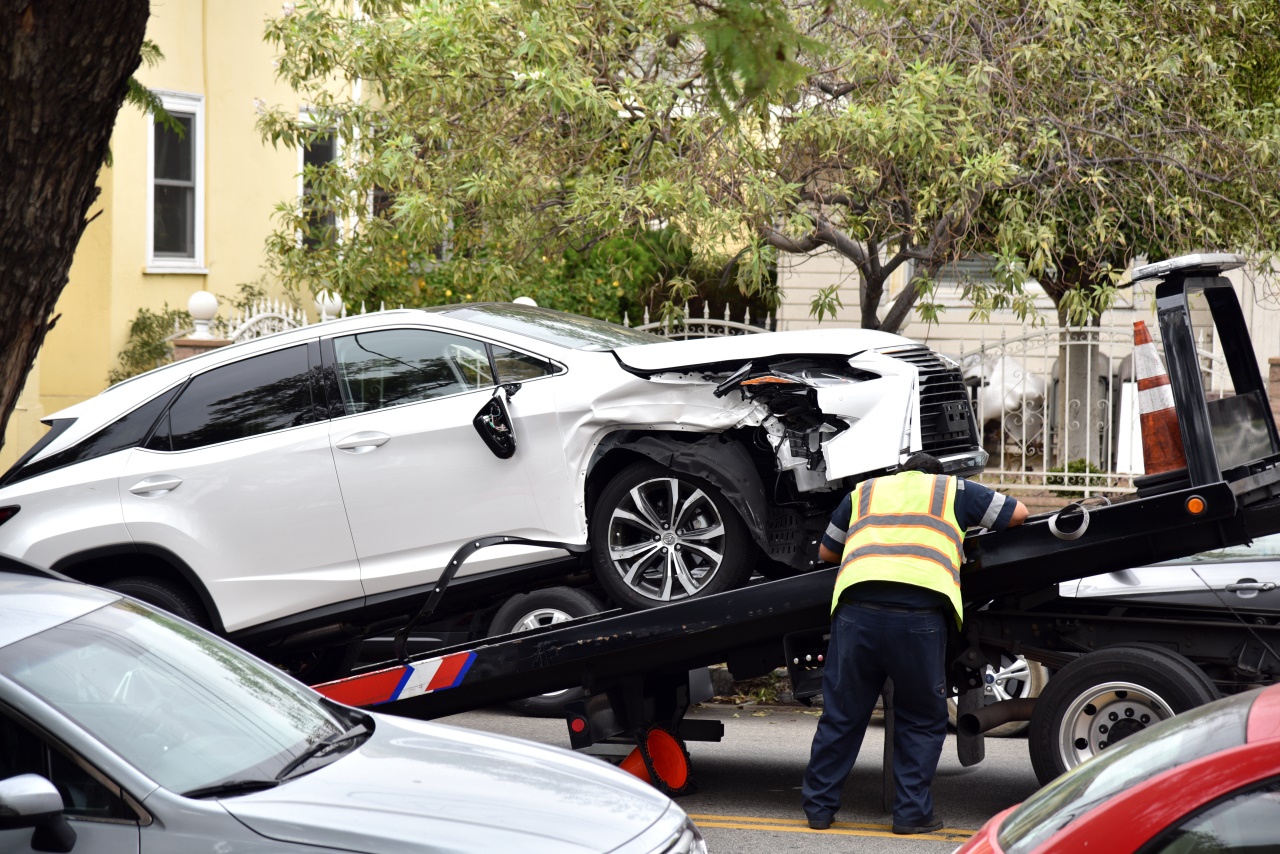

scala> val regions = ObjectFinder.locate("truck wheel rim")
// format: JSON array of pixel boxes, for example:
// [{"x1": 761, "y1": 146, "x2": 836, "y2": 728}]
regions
[
  {"x1": 606, "y1": 476, "x2": 726, "y2": 602},
  {"x1": 512, "y1": 608, "x2": 574, "y2": 697},
  {"x1": 1059, "y1": 681, "x2": 1175, "y2": 770}
]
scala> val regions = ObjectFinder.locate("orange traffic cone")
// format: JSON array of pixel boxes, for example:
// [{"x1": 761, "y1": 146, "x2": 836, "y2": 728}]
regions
[
  {"x1": 618, "y1": 726, "x2": 694, "y2": 796},
  {"x1": 1133, "y1": 321, "x2": 1187, "y2": 474}
]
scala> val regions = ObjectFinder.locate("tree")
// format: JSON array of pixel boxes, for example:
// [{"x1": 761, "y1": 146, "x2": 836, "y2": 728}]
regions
[
  {"x1": 261, "y1": 0, "x2": 1280, "y2": 339},
  {"x1": 0, "y1": 1, "x2": 150, "y2": 450}
]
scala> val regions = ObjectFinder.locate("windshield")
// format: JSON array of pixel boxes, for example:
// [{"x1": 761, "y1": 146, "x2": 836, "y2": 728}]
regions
[
  {"x1": 435, "y1": 304, "x2": 662, "y2": 350},
  {"x1": 0, "y1": 600, "x2": 351, "y2": 795},
  {"x1": 1156, "y1": 531, "x2": 1280, "y2": 564},
  {"x1": 997, "y1": 691, "x2": 1255, "y2": 854}
]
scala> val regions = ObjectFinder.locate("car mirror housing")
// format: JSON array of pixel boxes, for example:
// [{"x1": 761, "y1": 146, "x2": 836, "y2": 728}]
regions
[
  {"x1": 0, "y1": 774, "x2": 76, "y2": 852},
  {"x1": 473, "y1": 386, "x2": 518, "y2": 459}
]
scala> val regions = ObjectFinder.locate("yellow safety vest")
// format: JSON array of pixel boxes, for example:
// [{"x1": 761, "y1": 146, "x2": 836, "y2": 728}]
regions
[{"x1": 832, "y1": 470, "x2": 965, "y2": 628}]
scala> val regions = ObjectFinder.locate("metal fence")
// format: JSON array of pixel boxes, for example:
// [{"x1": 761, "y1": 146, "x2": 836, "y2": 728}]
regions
[
  {"x1": 957, "y1": 322, "x2": 1228, "y2": 497},
  {"x1": 626, "y1": 303, "x2": 772, "y2": 338}
]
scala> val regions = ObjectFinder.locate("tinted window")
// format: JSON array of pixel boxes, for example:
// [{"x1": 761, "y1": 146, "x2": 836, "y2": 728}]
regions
[
  {"x1": 435, "y1": 304, "x2": 661, "y2": 350},
  {"x1": 157, "y1": 345, "x2": 315, "y2": 452},
  {"x1": 998, "y1": 692, "x2": 1253, "y2": 854},
  {"x1": 491, "y1": 345, "x2": 556, "y2": 383},
  {"x1": 9, "y1": 388, "x2": 179, "y2": 485},
  {"x1": 0, "y1": 709, "x2": 135, "y2": 821},
  {"x1": 333, "y1": 329, "x2": 492, "y2": 413},
  {"x1": 1149, "y1": 778, "x2": 1280, "y2": 853}
]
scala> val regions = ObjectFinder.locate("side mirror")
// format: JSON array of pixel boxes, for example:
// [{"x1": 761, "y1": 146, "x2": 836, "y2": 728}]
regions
[
  {"x1": 473, "y1": 386, "x2": 518, "y2": 459},
  {"x1": 0, "y1": 775, "x2": 76, "y2": 852}
]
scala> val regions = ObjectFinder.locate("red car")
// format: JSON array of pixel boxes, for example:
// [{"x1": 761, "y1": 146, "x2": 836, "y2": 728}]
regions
[{"x1": 957, "y1": 683, "x2": 1280, "y2": 854}]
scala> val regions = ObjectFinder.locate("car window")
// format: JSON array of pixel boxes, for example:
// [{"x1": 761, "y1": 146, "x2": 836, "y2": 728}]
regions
[
  {"x1": 332, "y1": 328, "x2": 494, "y2": 413},
  {"x1": 998, "y1": 692, "x2": 1254, "y2": 854},
  {"x1": 0, "y1": 708, "x2": 135, "y2": 822},
  {"x1": 1147, "y1": 778, "x2": 1280, "y2": 853},
  {"x1": 148, "y1": 345, "x2": 316, "y2": 452},
  {"x1": 1163, "y1": 532, "x2": 1280, "y2": 564},
  {"x1": 436, "y1": 304, "x2": 661, "y2": 350},
  {"x1": 491, "y1": 345, "x2": 557, "y2": 383},
  {"x1": 0, "y1": 600, "x2": 351, "y2": 796}
]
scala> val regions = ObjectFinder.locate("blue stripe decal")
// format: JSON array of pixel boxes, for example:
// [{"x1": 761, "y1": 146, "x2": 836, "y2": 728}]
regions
[{"x1": 384, "y1": 664, "x2": 416, "y2": 704}]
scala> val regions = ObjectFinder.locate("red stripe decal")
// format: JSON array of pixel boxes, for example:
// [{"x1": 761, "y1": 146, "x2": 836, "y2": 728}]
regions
[
  {"x1": 426, "y1": 651, "x2": 474, "y2": 691},
  {"x1": 315, "y1": 665, "x2": 411, "y2": 707}
]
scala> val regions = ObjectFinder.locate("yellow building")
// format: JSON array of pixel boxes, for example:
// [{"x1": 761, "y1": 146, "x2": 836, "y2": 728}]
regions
[{"x1": 1, "y1": 1, "x2": 324, "y2": 469}]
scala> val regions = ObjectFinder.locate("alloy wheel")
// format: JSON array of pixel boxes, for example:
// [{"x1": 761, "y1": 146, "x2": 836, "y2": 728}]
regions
[
  {"x1": 511, "y1": 607, "x2": 574, "y2": 697},
  {"x1": 606, "y1": 476, "x2": 726, "y2": 602}
]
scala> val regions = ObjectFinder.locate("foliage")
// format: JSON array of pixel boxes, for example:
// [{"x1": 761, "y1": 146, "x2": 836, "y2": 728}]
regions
[
  {"x1": 1046, "y1": 459, "x2": 1109, "y2": 498},
  {"x1": 107, "y1": 306, "x2": 191, "y2": 385},
  {"x1": 115, "y1": 40, "x2": 183, "y2": 167},
  {"x1": 259, "y1": 0, "x2": 1280, "y2": 333}
]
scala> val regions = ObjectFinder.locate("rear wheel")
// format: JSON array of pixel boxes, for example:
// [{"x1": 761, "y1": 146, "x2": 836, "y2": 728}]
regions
[
  {"x1": 590, "y1": 462, "x2": 754, "y2": 610},
  {"x1": 1028, "y1": 645, "x2": 1218, "y2": 785},
  {"x1": 488, "y1": 587, "x2": 604, "y2": 717},
  {"x1": 948, "y1": 654, "x2": 1048, "y2": 737},
  {"x1": 106, "y1": 576, "x2": 210, "y2": 629}
]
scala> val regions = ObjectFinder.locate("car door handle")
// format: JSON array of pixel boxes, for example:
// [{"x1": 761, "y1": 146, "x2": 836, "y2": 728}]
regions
[
  {"x1": 335, "y1": 432, "x2": 391, "y2": 453},
  {"x1": 1226, "y1": 581, "x2": 1277, "y2": 592},
  {"x1": 129, "y1": 476, "x2": 183, "y2": 496}
]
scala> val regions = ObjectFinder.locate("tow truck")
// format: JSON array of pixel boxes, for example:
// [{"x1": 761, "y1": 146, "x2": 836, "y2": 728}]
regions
[{"x1": 313, "y1": 254, "x2": 1280, "y2": 790}]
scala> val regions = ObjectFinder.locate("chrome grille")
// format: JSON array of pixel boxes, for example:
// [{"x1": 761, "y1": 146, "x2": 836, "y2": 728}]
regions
[{"x1": 884, "y1": 346, "x2": 979, "y2": 457}]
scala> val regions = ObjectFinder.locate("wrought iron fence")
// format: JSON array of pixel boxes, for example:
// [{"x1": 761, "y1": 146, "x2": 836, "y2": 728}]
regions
[{"x1": 626, "y1": 303, "x2": 772, "y2": 338}]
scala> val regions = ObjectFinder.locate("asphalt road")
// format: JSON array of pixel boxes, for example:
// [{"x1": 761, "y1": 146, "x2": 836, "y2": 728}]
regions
[{"x1": 437, "y1": 703, "x2": 1043, "y2": 854}]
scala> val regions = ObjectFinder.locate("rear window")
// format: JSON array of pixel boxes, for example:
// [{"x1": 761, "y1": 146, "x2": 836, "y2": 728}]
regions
[
  {"x1": 997, "y1": 691, "x2": 1255, "y2": 854},
  {"x1": 436, "y1": 304, "x2": 661, "y2": 350}
]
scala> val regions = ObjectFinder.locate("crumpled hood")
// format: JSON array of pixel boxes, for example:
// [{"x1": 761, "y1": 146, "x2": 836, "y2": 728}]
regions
[
  {"x1": 221, "y1": 715, "x2": 673, "y2": 854},
  {"x1": 612, "y1": 327, "x2": 912, "y2": 373}
]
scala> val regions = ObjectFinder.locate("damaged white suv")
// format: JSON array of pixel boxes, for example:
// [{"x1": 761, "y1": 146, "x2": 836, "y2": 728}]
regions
[{"x1": 0, "y1": 304, "x2": 983, "y2": 656}]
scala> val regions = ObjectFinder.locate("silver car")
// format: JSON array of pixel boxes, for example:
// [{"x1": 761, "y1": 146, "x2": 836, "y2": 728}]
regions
[{"x1": 0, "y1": 560, "x2": 705, "y2": 854}]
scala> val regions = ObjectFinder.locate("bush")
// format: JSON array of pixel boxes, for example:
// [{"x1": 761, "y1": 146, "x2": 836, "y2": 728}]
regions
[{"x1": 1045, "y1": 459, "x2": 1108, "y2": 498}]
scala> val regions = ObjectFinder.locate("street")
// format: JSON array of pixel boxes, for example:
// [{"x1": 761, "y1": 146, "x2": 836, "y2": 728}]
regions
[{"x1": 439, "y1": 703, "x2": 1041, "y2": 853}]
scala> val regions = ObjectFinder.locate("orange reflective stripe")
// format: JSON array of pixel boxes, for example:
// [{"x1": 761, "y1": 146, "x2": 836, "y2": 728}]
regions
[{"x1": 839, "y1": 545, "x2": 961, "y2": 586}]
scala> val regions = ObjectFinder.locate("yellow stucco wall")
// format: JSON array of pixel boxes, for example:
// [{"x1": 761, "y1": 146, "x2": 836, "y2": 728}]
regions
[{"x1": 1, "y1": 0, "x2": 319, "y2": 469}]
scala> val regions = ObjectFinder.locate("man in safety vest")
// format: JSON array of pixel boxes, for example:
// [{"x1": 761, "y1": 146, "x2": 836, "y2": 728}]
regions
[{"x1": 801, "y1": 452, "x2": 1027, "y2": 835}]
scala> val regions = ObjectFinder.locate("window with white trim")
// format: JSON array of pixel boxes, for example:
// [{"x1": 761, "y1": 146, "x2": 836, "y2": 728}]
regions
[{"x1": 147, "y1": 92, "x2": 205, "y2": 273}]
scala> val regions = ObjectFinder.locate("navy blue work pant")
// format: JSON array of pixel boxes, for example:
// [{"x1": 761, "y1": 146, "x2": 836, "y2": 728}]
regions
[{"x1": 801, "y1": 602, "x2": 948, "y2": 826}]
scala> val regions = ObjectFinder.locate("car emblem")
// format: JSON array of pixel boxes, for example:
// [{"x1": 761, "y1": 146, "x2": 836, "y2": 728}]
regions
[{"x1": 663, "y1": 533, "x2": 677, "y2": 545}]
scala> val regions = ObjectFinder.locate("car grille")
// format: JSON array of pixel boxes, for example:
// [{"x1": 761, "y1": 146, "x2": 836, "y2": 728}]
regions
[{"x1": 883, "y1": 346, "x2": 979, "y2": 457}]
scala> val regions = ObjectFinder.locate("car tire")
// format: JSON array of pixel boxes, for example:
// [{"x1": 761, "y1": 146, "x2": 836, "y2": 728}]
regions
[
  {"x1": 590, "y1": 462, "x2": 754, "y2": 610},
  {"x1": 947, "y1": 654, "x2": 1048, "y2": 737},
  {"x1": 488, "y1": 587, "x2": 604, "y2": 717},
  {"x1": 1028, "y1": 645, "x2": 1218, "y2": 785},
  {"x1": 107, "y1": 576, "x2": 210, "y2": 629}
]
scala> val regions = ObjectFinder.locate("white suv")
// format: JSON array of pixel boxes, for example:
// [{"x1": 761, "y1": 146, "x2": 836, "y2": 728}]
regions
[{"x1": 0, "y1": 304, "x2": 982, "y2": 669}]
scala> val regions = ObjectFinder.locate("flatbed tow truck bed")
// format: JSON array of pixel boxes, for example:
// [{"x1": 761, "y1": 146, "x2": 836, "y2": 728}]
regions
[{"x1": 314, "y1": 254, "x2": 1280, "y2": 790}]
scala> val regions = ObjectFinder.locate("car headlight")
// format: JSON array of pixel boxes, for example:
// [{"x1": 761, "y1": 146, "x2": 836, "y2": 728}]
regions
[{"x1": 650, "y1": 817, "x2": 707, "y2": 854}]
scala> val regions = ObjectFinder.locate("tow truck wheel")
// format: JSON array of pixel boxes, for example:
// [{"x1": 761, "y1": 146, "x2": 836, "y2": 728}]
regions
[
  {"x1": 1029, "y1": 645, "x2": 1218, "y2": 785},
  {"x1": 488, "y1": 587, "x2": 604, "y2": 717},
  {"x1": 591, "y1": 462, "x2": 753, "y2": 610},
  {"x1": 948, "y1": 654, "x2": 1048, "y2": 737}
]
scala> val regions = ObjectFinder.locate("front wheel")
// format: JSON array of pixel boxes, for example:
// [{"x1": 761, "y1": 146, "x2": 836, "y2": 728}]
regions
[
  {"x1": 488, "y1": 587, "x2": 604, "y2": 716},
  {"x1": 590, "y1": 462, "x2": 754, "y2": 610},
  {"x1": 1028, "y1": 645, "x2": 1218, "y2": 785},
  {"x1": 948, "y1": 654, "x2": 1048, "y2": 737}
]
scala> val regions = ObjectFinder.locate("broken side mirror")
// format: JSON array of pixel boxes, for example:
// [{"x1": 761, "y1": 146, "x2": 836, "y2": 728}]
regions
[
  {"x1": 0, "y1": 774, "x2": 76, "y2": 852},
  {"x1": 473, "y1": 384, "x2": 520, "y2": 459}
]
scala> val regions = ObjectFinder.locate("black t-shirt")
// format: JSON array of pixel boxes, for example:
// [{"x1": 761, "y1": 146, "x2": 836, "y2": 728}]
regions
[{"x1": 823, "y1": 476, "x2": 1019, "y2": 609}]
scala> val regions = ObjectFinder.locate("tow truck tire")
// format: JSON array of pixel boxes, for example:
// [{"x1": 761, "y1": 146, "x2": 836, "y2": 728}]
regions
[
  {"x1": 947, "y1": 654, "x2": 1049, "y2": 737},
  {"x1": 488, "y1": 587, "x2": 604, "y2": 717},
  {"x1": 1029, "y1": 645, "x2": 1218, "y2": 785},
  {"x1": 591, "y1": 462, "x2": 753, "y2": 610}
]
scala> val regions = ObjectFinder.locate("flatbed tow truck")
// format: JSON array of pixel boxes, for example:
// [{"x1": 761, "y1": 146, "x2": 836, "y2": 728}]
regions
[{"x1": 314, "y1": 254, "x2": 1280, "y2": 790}]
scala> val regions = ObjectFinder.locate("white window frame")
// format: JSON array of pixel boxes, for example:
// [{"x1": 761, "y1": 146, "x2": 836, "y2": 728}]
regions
[
  {"x1": 146, "y1": 90, "x2": 206, "y2": 274},
  {"x1": 297, "y1": 111, "x2": 343, "y2": 248}
]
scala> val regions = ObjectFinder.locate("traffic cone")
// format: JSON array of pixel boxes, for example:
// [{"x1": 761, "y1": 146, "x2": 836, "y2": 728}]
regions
[
  {"x1": 617, "y1": 726, "x2": 694, "y2": 795},
  {"x1": 1133, "y1": 321, "x2": 1187, "y2": 474}
]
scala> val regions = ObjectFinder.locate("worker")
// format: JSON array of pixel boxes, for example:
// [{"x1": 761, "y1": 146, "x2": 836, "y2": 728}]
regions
[{"x1": 801, "y1": 452, "x2": 1027, "y2": 835}]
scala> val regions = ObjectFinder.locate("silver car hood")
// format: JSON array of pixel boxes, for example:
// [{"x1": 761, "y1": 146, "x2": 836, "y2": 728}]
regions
[
  {"x1": 612, "y1": 328, "x2": 912, "y2": 372},
  {"x1": 222, "y1": 715, "x2": 673, "y2": 854}
]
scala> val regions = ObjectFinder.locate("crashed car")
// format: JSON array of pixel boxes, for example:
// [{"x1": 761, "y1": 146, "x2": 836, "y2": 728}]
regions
[{"x1": 0, "y1": 303, "x2": 983, "y2": 657}]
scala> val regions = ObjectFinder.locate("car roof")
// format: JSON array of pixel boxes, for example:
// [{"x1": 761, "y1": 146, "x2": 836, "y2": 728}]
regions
[{"x1": 0, "y1": 567, "x2": 119, "y2": 648}]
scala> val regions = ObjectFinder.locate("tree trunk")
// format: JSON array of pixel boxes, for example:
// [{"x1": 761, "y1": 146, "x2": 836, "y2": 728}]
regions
[{"x1": 0, "y1": 1, "x2": 149, "y2": 452}]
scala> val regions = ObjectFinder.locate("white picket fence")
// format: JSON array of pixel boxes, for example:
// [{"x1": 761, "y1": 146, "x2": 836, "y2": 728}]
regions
[{"x1": 625, "y1": 302, "x2": 772, "y2": 338}]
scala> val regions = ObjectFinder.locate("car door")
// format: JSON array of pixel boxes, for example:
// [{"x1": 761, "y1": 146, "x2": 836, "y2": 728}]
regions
[
  {"x1": 324, "y1": 327, "x2": 575, "y2": 597},
  {"x1": 119, "y1": 342, "x2": 363, "y2": 633},
  {"x1": 0, "y1": 707, "x2": 140, "y2": 854}
]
